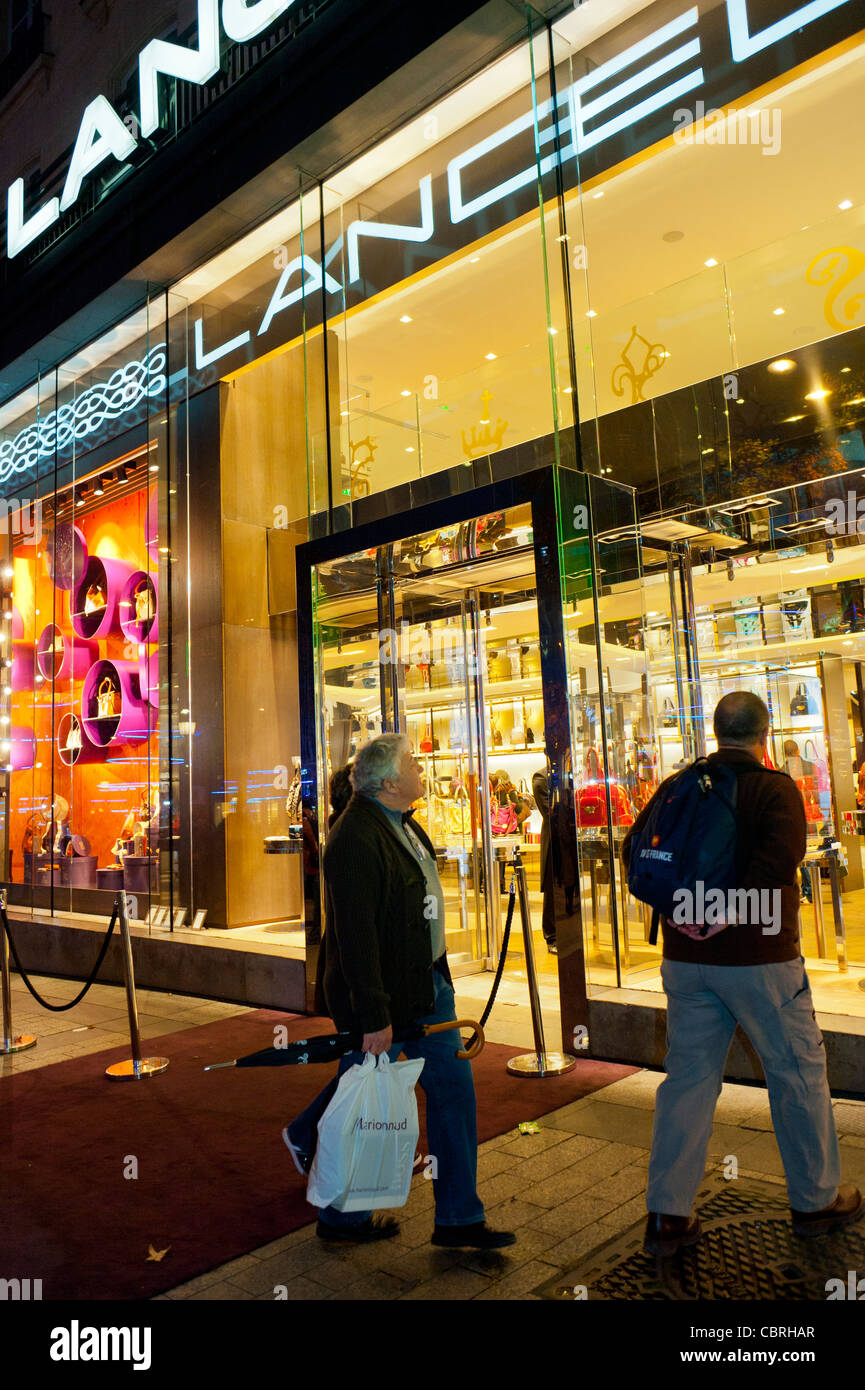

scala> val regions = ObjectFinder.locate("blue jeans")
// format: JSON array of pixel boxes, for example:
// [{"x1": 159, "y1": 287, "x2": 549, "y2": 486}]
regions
[
  {"x1": 647, "y1": 957, "x2": 841, "y2": 1215},
  {"x1": 290, "y1": 969, "x2": 485, "y2": 1229}
]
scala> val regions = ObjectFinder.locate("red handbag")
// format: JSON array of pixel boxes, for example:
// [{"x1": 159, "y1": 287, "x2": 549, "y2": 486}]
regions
[
  {"x1": 491, "y1": 802, "x2": 518, "y2": 835},
  {"x1": 576, "y1": 780, "x2": 634, "y2": 828}
]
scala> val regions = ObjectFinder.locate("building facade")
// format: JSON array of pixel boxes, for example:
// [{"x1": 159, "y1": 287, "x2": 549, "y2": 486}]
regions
[{"x1": 1, "y1": 0, "x2": 864, "y2": 1082}]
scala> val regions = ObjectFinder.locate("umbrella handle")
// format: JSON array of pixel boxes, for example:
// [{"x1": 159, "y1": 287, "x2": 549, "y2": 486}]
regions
[{"x1": 423, "y1": 1018, "x2": 484, "y2": 1061}]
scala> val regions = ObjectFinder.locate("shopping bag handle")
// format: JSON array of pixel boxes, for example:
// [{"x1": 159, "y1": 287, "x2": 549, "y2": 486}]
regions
[{"x1": 422, "y1": 1018, "x2": 484, "y2": 1061}]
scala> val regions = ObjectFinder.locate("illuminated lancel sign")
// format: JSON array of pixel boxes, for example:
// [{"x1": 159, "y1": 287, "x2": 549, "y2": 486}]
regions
[{"x1": 6, "y1": 0, "x2": 296, "y2": 258}]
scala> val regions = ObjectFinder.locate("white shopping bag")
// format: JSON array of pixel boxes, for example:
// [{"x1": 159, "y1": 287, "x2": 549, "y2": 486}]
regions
[{"x1": 306, "y1": 1052, "x2": 425, "y2": 1212}]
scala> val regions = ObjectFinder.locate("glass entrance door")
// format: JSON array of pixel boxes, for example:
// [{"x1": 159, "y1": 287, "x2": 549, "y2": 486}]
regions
[{"x1": 310, "y1": 501, "x2": 557, "y2": 1002}]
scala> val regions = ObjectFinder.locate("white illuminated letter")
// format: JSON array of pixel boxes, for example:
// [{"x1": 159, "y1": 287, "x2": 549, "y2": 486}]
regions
[
  {"x1": 194, "y1": 318, "x2": 251, "y2": 369},
  {"x1": 726, "y1": 0, "x2": 850, "y2": 62},
  {"x1": 6, "y1": 179, "x2": 59, "y2": 258},
  {"x1": 258, "y1": 256, "x2": 340, "y2": 336},
  {"x1": 59, "y1": 95, "x2": 138, "y2": 212},
  {"x1": 347, "y1": 175, "x2": 434, "y2": 283},
  {"x1": 222, "y1": 0, "x2": 293, "y2": 42},
  {"x1": 138, "y1": 0, "x2": 220, "y2": 139},
  {"x1": 569, "y1": 8, "x2": 703, "y2": 156}
]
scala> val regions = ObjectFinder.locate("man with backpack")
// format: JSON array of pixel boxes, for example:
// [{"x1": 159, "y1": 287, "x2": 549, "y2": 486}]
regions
[{"x1": 623, "y1": 691, "x2": 862, "y2": 1256}]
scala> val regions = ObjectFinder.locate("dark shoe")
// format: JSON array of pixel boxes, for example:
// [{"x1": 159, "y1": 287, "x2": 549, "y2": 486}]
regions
[
  {"x1": 643, "y1": 1211, "x2": 702, "y2": 1257},
  {"x1": 546, "y1": 941, "x2": 558, "y2": 955},
  {"x1": 316, "y1": 1216, "x2": 400, "y2": 1244},
  {"x1": 431, "y1": 1222, "x2": 516, "y2": 1249},
  {"x1": 282, "y1": 1126, "x2": 312, "y2": 1176},
  {"x1": 791, "y1": 1184, "x2": 864, "y2": 1237}
]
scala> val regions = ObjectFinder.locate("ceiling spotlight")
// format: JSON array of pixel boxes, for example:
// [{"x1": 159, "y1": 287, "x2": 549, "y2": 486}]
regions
[
  {"x1": 593, "y1": 191, "x2": 604, "y2": 199},
  {"x1": 149, "y1": 463, "x2": 158, "y2": 473},
  {"x1": 768, "y1": 358, "x2": 796, "y2": 374},
  {"x1": 92, "y1": 478, "x2": 104, "y2": 496},
  {"x1": 772, "y1": 307, "x2": 785, "y2": 316},
  {"x1": 783, "y1": 414, "x2": 806, "y2": 423},
  {"x1": 399, "y1": 314, "x2": 413, "y2": 324},
  {"x1": 586, "y1": 309, "x2": 597, "y2": 318},
  {"x1": 805, "y1": 388, "x2": 831, "y2": 401},
  {"x1": 400, "y1": 390, "x2": 411, "y2": 398},
  {"x1": 485, "y1": 352, "x2": 497, "y2": 360},
  {"x1": 704, "y1": 257, "x2": 718, "y2": 268},
  {"x1": 838, "y1": 199, "x2": 853, "y2": 211}
]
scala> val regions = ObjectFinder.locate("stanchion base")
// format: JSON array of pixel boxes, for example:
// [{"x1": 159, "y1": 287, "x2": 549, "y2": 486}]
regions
[
  {"x1": 1, "y1": 1034, "x2": 37, "y2": 1054},
  {"x1": 506, "y1": 1051, "x2": 577, "y2": 1078},
  {"x1": 106, "y1": 1057, "x2": 169, "y2": 1081}
]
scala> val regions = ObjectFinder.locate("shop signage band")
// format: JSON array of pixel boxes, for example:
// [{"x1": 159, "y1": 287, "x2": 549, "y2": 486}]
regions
[{"x1": 5, "y1": 0, "x2": 298, "y2": 259}]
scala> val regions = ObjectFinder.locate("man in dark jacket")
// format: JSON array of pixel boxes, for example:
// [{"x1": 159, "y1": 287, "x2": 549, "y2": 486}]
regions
[
  {"x1": 623, "y1": 692, "x2": 862, "y2": 1255},
  {"x1": 286, "y1": 733, "x2": 515, "y2": 1250}
]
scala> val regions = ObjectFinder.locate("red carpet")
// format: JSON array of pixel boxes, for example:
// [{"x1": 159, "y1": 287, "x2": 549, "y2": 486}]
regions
[{"x1": 1, "y1": 1011, "x2": 637, "y2": 1300}]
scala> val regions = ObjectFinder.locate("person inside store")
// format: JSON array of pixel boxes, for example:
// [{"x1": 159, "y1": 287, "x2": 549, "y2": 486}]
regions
[
  {"x1": 783, "y1": 738, "x2": 818, "y2": 904},
  {"x1": 285, "y1": 733, "x2": 516, "y2": 1249},
  {"x1": 532, "y1": 756, "x2": 557, "y2": 953},
  {"x1": 490, "y1": 769, "x2": 533, "y2": 833},
  {"x1": 623, "y1": 691, "x2": 862, "y2": 1256}
]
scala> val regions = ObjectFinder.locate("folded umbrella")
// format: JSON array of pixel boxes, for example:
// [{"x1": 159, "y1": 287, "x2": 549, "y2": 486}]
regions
[{"x1": 204, "y1": 1017, "x2": 484, "y2": 1070}]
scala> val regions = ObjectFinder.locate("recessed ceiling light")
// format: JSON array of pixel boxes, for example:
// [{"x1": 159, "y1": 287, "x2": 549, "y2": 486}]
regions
[
  {"x1": 480, "y1": 418, "x2": 490, "y2": 425},
  {"x1": 405, "y1": 447, "x2": 415, "y2": 453},
  {"x1": 704, "y1": 257, "x2": 718, "y2": 267},
  {"x1": 701, "y1": 448, "x2": 714, "y2": 455},
  {"x1": 805, "y1": 388, "x2": 830, "y2": 400},
  {"x1": 736, "y1": 398, "x2": 745, "y2": 404},
  {"x1": 556, "y1": 234, "x2": 569, "y2": 243},
  {"x1": 400, "y1": 314, "x2": 413, "y2": 324},
  {"x1": 563, "y1": 386, "x2": 573, "y2": 394},
  {"x1": 469, "y1": 256, "x2": 480, "y2": 263},
  {"x1": 548, "y1": 327, "x2": 558, "y2": 335},
  {"x1": 772, "y1": 307, "x2": 785, "y2": 316},
  {"x1": 841, "y1": 366, "x2": 851, "y2": 373},
  {"x1": 768, "y1": 358, "x2": 796, "y2": 373},
  {"x1": 400, "y1": 390, "x2": 411, "y2": 397},
  {"x1": 839, "y1": 199, "x2": 853, "y2": 210},
  {"x1": 593, "y1": 191, "x2": 604, "y2": 199},
  {"x1": 586, "y1": 309, "x2": 597, "y2": 318},
  {"x1": 783, "y1": 414, "x2": 806, "y2": 422},
  {"x1": 485, "y1": 352, "x2": 497, "y2": 360}
]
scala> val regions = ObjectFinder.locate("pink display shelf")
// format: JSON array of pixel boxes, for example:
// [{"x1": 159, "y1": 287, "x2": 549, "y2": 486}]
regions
[
  {"x1": 36, "y1": 626, "x2": 99, "y2": 682},
  {"x1": 138, "y1": 643, "x2": 159, "y2": 709},
  {"x1": 11, "y1": 640, "x2": 35, "y2": 691},
  {"x1": 71, "y1": 555, "x2": 134, "y2": 640},
  {"x1": 8, "y1": 725, "x2": 36, "y2": 770},
  {"x1": 118, "y1": 572, "x2": 158, "y2": 644},
  {"x1": 57, "y1": 711, "x2": 104, "y2": 766},
  {"x1": 81, "y1": 659, "x2": 153, "y2": 747}
]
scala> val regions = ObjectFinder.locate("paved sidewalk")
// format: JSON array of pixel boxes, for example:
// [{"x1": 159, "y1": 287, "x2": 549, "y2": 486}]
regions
[{"x1": 160, "y1": 1068, "x2": 865, "y2": 1302}]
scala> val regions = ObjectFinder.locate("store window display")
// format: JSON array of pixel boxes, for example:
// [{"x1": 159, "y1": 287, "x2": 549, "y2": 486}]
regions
[{"x1": 5, "y1": 469, "x2": 159, "y2": 902}]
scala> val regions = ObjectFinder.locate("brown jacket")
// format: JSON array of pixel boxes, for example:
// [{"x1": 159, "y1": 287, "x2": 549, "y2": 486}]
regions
[{"x1": 623, "y1": 748, "x2": 807, "y2": 966}]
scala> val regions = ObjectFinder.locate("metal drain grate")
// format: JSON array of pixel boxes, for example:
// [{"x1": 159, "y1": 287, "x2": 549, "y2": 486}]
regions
[
  {"x1": 534, "y1": 1178, "x2": 865, "y2": 1301},
  {"x1": 833, "y1": 1102, "x2": 865, "y2": 1137}
]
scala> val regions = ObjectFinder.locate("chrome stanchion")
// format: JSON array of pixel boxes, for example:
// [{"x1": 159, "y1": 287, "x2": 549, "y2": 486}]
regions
[
  {"x1": 506, "y1": 847, "x2": 576, "y2": 1078},
  {"x1": 105, "y1": 893, "x2": 168, "y2": 1081},
  {"x1": 0, "y1": 891, "x2": 36, "y2": 1054}
]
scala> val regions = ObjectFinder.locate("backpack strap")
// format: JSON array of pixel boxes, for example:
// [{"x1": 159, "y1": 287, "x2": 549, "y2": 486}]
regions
[{"x1": 649, "y1": 907, "x2": 660, "y2": 946}]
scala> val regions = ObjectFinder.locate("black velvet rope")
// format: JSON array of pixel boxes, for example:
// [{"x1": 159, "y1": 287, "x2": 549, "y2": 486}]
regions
[
  {"x1": 466, "y1": 878, "x2": 516, "y2": 1052},
  {"x1": 2, "y1": 900, "x2": 118, "y2": 1012}
]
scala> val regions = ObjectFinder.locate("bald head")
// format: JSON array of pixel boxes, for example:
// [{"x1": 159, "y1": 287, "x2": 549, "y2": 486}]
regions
[{"x1": 714, "y1": 691, "x2": 770, "y2": 750}]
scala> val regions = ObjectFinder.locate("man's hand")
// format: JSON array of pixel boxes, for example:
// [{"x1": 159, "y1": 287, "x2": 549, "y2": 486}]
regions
[{"x1": 361, "y1": 1025, "x2": 393, "y2": 1056}]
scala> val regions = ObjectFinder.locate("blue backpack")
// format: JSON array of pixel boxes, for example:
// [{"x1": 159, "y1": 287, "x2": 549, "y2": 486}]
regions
[{"x1": 626, "y1": 758, "x2": 740, "y2": 943}]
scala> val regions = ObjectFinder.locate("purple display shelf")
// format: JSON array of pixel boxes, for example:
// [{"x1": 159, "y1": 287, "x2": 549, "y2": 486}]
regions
[
  {"x1": 57, "y1": 711, "x2": 104, "y2": 766},
  {"x1": 81, "y1": 659, "x2": 153, "y2": 747},
  {"x1": 145, "y1": 488, "x2": 158, "y2": 564},
  {"x1": 37, "y1": 625, "x2": 99, "y2": 683},
  {"x1": 70, "y1": 555, "x2": 134, "y2": 640},
  {"x1": 138, "y1": 644, "x2": 159, "y2": 709},
  {"x1": 46, "y1": 523, "x2": 88, "y2": 592},
  {"x1": 10, "y1": 640, "x2": 35, "y2": 691},
  {"x1": 8, "y1": 725, "x2": 36, "y2": 770},
  {"x1": 118, "y1": 572, "x2": 158, "y2": 644}
]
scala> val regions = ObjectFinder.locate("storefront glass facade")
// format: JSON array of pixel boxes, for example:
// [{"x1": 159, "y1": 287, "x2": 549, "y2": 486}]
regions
[{"x1": 1, "y1": 0, "x2": 864, "y2": 1040}]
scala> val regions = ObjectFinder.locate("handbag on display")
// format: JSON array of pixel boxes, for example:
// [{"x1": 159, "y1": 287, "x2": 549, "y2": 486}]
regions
[
  {"x1": 135, "y1": 584, "x2": 154, "y2": 622},
  {"x1": 64, "y1": 720, "x2": 83, "y2": 752},
  {"x1": 487, "y1": 651, "x2": 512, "y2": 683},
  {"x1": 96, "y1": 677, "x2": 120, "y2": 719},
  {"x1": 491, "y1": 802, "x2": 518, "y2": 836},
  {"x1": 84, "y1": 582, "x2": 106, "y2": 614},
  {"x1": 780, "y1": 595, "x2": 811, "y2": 640},
  {"x1": 790, "y1": 682, "x2": 816, "y2": 717},
  {"x1": 449, "y1": 794, "x2": 471, "y2": 836},
  {"x1": 404, "y1": 665, "x2": 425, "y2": 692},
  {"x1": 576, "y1": 780, "x2": 634, "y2": 828},
  {"x1": 804, "y1": 738, "x2": 830, "y2": 793},
  {"x1": 661, "y1": 697, "x2": 677, "y2": 729}
]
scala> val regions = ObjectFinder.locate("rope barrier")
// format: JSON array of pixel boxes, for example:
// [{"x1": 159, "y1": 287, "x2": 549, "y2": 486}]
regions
[
  {"x1": 1, "y1": 898, "x2": 118, "y2": 1012},
  {"x1": 465, "y1": 877, "x2": 516, "y2": 1053}
]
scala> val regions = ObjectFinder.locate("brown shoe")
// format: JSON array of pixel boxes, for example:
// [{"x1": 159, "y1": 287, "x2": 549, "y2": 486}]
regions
[
  {"x1": 643, "y1": 1211, "x2": 701, "y2": 1257},
  {"x1": 791, "y1": 1184, "x2": 864, "y2": 1237}
]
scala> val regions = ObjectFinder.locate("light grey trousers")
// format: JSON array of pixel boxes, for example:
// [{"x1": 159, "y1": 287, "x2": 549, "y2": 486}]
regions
[{"x1": 646, "y1": 957, "x2": 841, "y2": 1215}]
